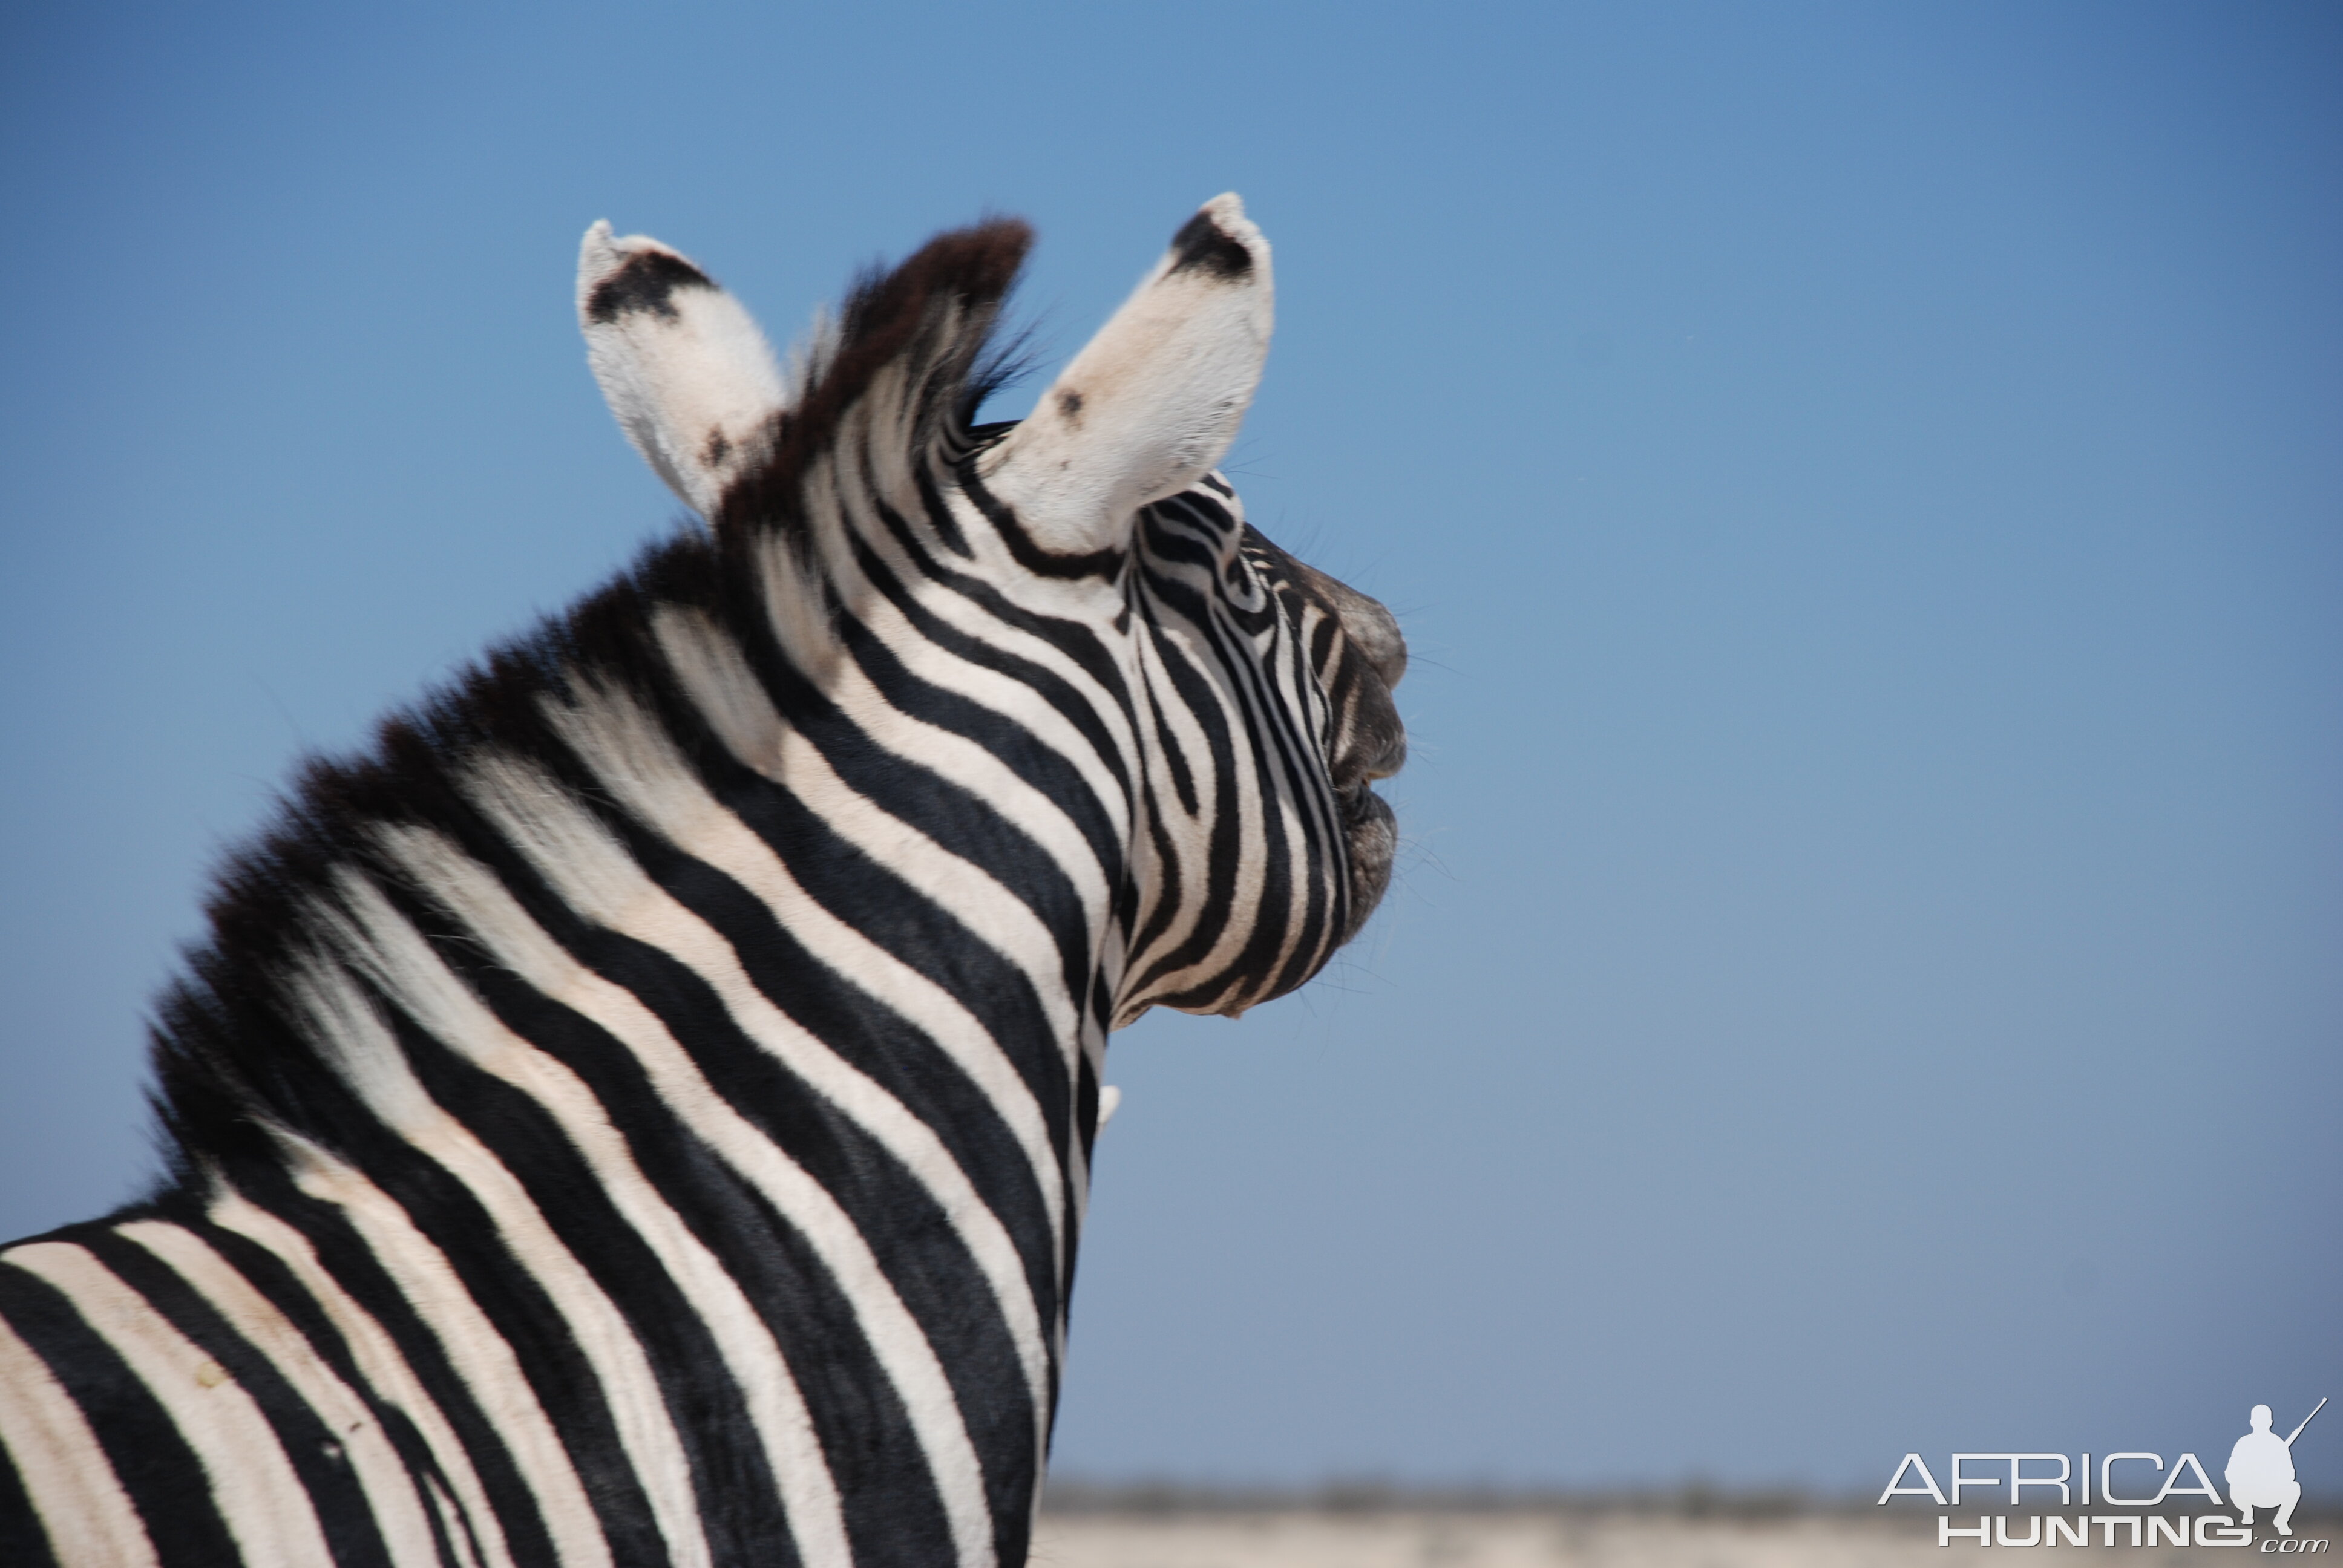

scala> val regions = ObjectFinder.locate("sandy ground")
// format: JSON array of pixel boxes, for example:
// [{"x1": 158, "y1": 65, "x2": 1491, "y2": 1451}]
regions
[{"x1": 1029, "y1": 1508, "x2": 2313, "y2": 1566}]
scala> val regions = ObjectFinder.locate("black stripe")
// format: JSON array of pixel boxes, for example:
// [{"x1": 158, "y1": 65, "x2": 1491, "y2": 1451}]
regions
[
  {"x1": 956, "y1": 465, "x2": 1125, "y2": 581},
  {"x1": 888, "y1": 459, "x2": 1139, "y2": 718},
  {"x1": 358, "y1": 965, "x2": 799, "y2": 1568},
  {"x1": 1168, "y1": 209, "x2": 1252, "y2": 279},
  {"x1": 76, "y1": 1228, "x2": 396, "y2": 1568},
  {"x1": 0, "y1": 1420, "x2": 63, "y2": 1568},
  {"x1": 220, "y1": 1160, "x2": 565, "y2": 1568},
  {"x1": 487, "y1": 884, "x2": 1041, "y2": 1559},
  {"x1": 566, "y1": 779, "x2": 1065, "y2": 1341},
  {"x1": 273, "y1": 1007, "x2": 672, "y2": 1568},
  {"x1": 867, "y1": 474, "x2": 1138, "y2": 815},
  {"x1": 182, "y1": 1211, "x2": 475, "y2": 1568},
  {"x1": 0, "y1": 1258, "x2": 240, "y2": 1568},
  {"x1": 606, "y1": 558, "x2": 1089, "y2": 1166},
  {"x1": 585, "y1": 248, "x2": 715, "y2": 325},
  {"x1": 843, "y1": 540, "x2": 1125, "y2": 914},
  {"x1": 756, "y1": 652, "x2": 1093, "y2": 1066},
  {"x1": 1229, "y1": 598, "x2": 1342, "y2": 999},
  {"x1": 1145, "y1": 679, "x2": 1199, "y2": 817},
  {"x1": 1127, "y1": 602, "x2": 1248, "y2": 996},
  {"x1": 911, "y1": 449, "x2": 974, "y2": 558},
  {"x1": 497, "y1": 918, "x2": 965, "y2": 1568},
  {"x1": 1126, "y1": 774, "x2": 1187, "y2": 969},
  {"x1": 1159, "y1": 558, "x2": 1342, "y2": 1004}
]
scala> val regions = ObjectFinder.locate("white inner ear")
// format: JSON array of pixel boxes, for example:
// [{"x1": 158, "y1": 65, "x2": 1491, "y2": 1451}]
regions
[
  {"x1": 578, "y1": 221, "x2": 785, "y2": 520},
  {"x1": 980, "y1": 194, "x2": 1273, "y2": 559}
]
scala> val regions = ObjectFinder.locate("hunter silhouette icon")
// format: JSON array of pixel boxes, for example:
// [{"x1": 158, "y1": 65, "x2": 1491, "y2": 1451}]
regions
[{"x1": 2229, "y1": 1397, "x2": 2325, "y2": 1536}]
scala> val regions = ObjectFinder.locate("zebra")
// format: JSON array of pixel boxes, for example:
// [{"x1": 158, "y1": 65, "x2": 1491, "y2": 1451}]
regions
[{"x1": 0, "y1": 194, "x2": 1407, "y2": 1568}]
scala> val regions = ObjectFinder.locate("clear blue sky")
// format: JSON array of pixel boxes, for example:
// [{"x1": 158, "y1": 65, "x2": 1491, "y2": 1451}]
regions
[{"x1": 3, "y1": 0, "x2": 2336, "y2": 1494}]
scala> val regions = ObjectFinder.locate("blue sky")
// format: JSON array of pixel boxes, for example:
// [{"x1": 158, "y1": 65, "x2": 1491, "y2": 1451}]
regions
[{"x1": 3, "y1": 1, "x2": 2337, "y2": 1493}]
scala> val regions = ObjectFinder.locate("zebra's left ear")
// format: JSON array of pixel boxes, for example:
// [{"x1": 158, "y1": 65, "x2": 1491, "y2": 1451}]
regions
[
  {"x1": 578, "y1": 221, "x2": 786, "y2": 521},
  {"x1": 980, "y1": 194, "x2": 1272, "y2": 558}
]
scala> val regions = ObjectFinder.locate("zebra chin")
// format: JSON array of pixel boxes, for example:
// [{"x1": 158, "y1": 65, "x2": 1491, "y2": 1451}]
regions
[{"x1": 1339, "y1": 783, "x2": 1400, "y2": 950}]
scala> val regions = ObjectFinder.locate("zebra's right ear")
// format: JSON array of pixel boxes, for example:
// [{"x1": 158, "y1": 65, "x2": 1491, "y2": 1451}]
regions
[
  {"x1": 578, "y1": 221, "x2": 786, "y2": 521},
  {"x1": 978, "y1": 194, "x2": 1273, "y2": 560}
]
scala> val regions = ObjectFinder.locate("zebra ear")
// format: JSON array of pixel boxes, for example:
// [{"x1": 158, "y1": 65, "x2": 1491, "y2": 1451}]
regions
[
  {"x1": 981, "y1": 194, "x2": 1272, "y2": 557},
  {"x1": 578, "y1": 221, "x2": 786, "y2": 521}
]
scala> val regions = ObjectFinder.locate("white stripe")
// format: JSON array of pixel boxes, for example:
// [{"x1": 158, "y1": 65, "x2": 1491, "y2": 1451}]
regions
[
  {"x1": 113, "y1": 1220, "x2": 444, "y2": 1568},
  {"x1": 540, "y1": 669, "x2": 1058, "y2": 1419},
  {"x1": 4, "y1": 1242, "x2": 334, "y2": 1567},
  {"x1": 828, "y1": 653, "x2": 1110, "y2": 923},
  {"x1": 813, "y1": 432, "x2": 1147, "y2": 814},
  {"x1": 388, "y1": 817, "x2": 1029, "y2": 1566},
  {"x1": 646, "y1": 608, "x2": 1081, "y2": 1042},
  {"x1": 1122, "y1": 613, "x2": 1256, "y2": 987},
  {"x1": 204, "y1": 1185, "x2": 514, "y2": 1568},
  {"x1": 425, "y1": 1472, "x2": 485, "y2": 1568},
  {"x1": 650, "y1": 609, "x2": 1071, "y2": 1236},
  {"x1": 677, "y1": 585, "x2": 1115, "y2": 972},
  {"x1": 0, "y1": 1282, "x2": 161, "y2": 1568},
  {"x1": 252, "y1": 1130, "x2": 613, "y2": 1568},
  {"x1": 286, "y1": 956, "x2": 708, "y2": 1568},
  {"x1": 464, "y1": 753, "x2": 999, "y2": 1568},
  {"x1": 831, "y1": 477, "x2": 1144, "y2": 827},
  {"x1": 330, "y1": 863, "x2": 853, "y2": 1568},
  {"x1": 931, "y1": 457, "x2": 1162, "y2": 667}
]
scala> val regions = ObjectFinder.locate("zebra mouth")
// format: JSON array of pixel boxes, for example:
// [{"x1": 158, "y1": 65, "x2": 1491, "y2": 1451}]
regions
[{"x1": 1337, "y1": 782, "x2": 1398, "y2": 947}]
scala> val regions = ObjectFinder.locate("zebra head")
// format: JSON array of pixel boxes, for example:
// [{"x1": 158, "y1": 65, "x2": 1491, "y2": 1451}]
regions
[{"x1": 579, "y1": 195, "x2": 1406, "y2": 1031}]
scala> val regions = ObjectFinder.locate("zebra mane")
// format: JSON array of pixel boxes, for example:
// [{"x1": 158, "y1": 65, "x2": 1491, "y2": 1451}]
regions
[
  {"x1": 143, "y1": 218, "x2": 1035, "y2": 1204},
  {"x1": 715, "y1": 218, "x2": 1031, "y2": 540}
]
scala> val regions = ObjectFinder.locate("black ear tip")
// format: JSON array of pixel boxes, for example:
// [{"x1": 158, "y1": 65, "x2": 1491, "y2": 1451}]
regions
[
  {"x1": 1168, "y1": 209, "x2": 1253, "y2": 279},
  {"x1": 585, "y1": 248, "x2": 716, "y2": 325}
]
